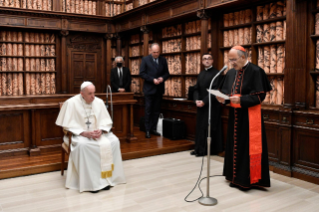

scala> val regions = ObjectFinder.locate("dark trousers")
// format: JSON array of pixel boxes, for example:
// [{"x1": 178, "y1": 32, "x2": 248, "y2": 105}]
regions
[{"x1": 144, "y1": 92, "x2": 163, "y2": 131}]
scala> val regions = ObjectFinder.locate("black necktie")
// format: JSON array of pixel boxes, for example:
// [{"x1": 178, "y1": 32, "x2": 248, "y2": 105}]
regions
[
  {"x1": 119, "y1": 69, "x2": 123, "y2": 87},
  {"x1": 154, "y1": 59, "x2": 159, "y2": 67}
]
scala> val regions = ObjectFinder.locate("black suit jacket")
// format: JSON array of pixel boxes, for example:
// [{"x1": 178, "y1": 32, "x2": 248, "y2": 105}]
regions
[
  {"x1": 139, "y1": 55, "x2": 170, "y2": 95},
  {"x1": 110, "y1": 67, "x2": 131, "y2": 92}
]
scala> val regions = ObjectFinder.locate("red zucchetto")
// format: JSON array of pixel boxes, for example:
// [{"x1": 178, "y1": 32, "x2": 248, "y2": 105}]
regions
[{"x1": 231, "y1": 45, "x2": 246, "y2": 52}]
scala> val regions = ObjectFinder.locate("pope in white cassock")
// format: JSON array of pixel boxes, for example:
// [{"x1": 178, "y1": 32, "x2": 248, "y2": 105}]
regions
[{"x1": 56, "y1": 81, "x2": 126, "y2": 193}]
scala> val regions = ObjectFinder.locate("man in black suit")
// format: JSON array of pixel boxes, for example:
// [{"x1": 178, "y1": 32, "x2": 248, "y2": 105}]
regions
[
  {"x1": 140, "y1": 43, "x2": 170, "y2": 138},
  {"x1": 111, "y1": 56, "x2": 131, "y2": 92}
]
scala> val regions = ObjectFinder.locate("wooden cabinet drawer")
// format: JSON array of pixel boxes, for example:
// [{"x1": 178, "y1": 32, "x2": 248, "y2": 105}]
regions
[{"x1": 293, "y1": 112, "x2": 319, "y2": 129}]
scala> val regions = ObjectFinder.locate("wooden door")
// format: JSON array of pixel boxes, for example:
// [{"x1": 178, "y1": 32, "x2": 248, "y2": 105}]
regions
[{"x1": 69, "y1": 52, "x2": 98, "y2": 93}]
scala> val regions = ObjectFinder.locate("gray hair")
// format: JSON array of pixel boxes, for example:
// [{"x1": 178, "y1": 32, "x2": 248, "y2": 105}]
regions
[
  {"x1": 236, "y1": 50, "x2": 248, "y2": 59},
  {"x1": 115, "y1": 56, "x2": 124, "y2": 62}
]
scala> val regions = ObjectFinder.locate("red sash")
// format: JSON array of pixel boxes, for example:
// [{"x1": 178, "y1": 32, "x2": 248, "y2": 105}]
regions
[{"x1": 230, "y1": 94, "x2": 262, "y2": 184}]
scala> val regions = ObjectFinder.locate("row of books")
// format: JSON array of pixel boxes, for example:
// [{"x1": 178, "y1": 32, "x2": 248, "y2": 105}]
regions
[
  {"x1": 131, "y1": 77, "x2": 140, "y2": 93},
  {"x1": 105, "y1": 3, "x2": 121, "y2": 16},
  {"x1": 63, "y1": 0, "x2": 97, "y2": 15},
  {"x1": 0, "y1": 31, "x2": 55, "y2": 43},
  {"x1": 0, "y1": 0, "x2": 52, "y2": 11},
  {"x1": 256, "y1": 21, "x2": 286, "y2": 43},
  {"x1": 161, "y1": 39, "x2": 182, "y2": 53},
  {"x1": 185, "y1": 53, "x2": 201, "y2": 75},
  {"x1": 164, "y1": 77, "x2": 182, "y2": 97},
  {"x1": 223, "y1": 9, "x2": 252, "y2": 27},
  {"x1": 257, "y1": 45, "x2": 285, "y2": 73},
  {"x1": 0, "y1": 72, "x2": 56, "y2": 96},
  {"x1": 186, "y1": 36, "x2": 201, "y2": 51},
  {"x1": 0, "y1": 44, "x2": 55, "y2": 56},
  {"x1": 256, "y1": 1, "x2": 286, "y2": 21},
  {"x1": 0, "y1": 57, "x2": 55, "y2": 71},
  {"x1": 130, "y1": 59, "x2": 140, "y2": 75},
  {"x1": 126, "y1": 3, "x2": 133, "y2": 11},
  {"x1": 264, "y1": 77, "x2": 284, "y2": 105},
  {"x1": 166, "y1": 55, "x2": 181, "y2": 75},
  {"x1": 223, "y1": 27, "x2": 252, "y2": 47},
  {"x1": 162, "y1": 25, "x2": 182, "y2": 38},
  {"x1": 130, "y1": 46, "x2": 140, "y2": 57}
]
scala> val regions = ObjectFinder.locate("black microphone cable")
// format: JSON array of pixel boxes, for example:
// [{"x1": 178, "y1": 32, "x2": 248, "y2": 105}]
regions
[{"x1": 184, "y1": 155, "x2": 223, "y2": 203}]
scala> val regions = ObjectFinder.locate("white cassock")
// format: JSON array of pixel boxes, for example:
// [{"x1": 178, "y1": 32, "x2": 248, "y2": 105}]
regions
[{"x1": 56, "y1": 94, "x2": 126, "y2": 192}]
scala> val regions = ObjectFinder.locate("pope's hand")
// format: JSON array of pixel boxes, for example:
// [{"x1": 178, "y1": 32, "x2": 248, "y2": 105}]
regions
[
  {"x1": 92, "y1": 130, "x2": 102, "y2": 139},
  {"x1": 80, "y1": 130, "x2": 102, "y2": 139}
]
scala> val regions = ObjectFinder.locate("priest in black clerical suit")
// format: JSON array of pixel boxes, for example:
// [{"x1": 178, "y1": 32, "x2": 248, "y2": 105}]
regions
[
  {"x1": 140, "y1": 43, "x2": 170, "y2": 138},
  {"x1": 217, "y1": 46, "x2": 272, "y2": 190},
  {"x1": 111, "y1": 56, "x2": 131, "y2": 92},
  {"x1": 191, "y1": 53, "x2": 223, "y2": 157}
]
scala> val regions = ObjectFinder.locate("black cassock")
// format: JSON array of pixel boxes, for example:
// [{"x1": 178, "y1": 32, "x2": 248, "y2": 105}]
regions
[
  {"x1": 193, "y1": 67, "x2": 223, "y2": 156},
  {"x1": 219, "y1": 62, "x2": 272, "y2": 188}
]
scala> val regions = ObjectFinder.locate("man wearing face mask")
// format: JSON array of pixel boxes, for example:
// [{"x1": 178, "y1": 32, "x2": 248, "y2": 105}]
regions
[{"x1": 111, "y1": 56, "x2": 131, "y2": 92}]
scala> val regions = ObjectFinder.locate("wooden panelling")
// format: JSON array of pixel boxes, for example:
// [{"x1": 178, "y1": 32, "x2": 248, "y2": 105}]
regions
[
  {"x1": 35, "y1": 109, "x2": 63, "y2": 147},
  {"x1": 130, "y1": 18, "x2": 142, "y2": 29},
  {"x1": 147, "y1": 9, "x2": 170, "y2": 23},
  {"x1": 0, "y1": 111, "x2": 30, "y2": 151},
  {"x1": 265, "y1": 124, "x2": 279, "y2": 162},
  {"x1": 206, "y1": 0, "x2": 236, "y2": 8},
  {"x1": 27, "y1": 18, "x2": 61, "y2": 29},
  {"x1": 171, "y1": 0, "x2": 199, "y2": 17},
  {"x1": 67, "y1": 20, "x2": 107, "y2": 33},
  {"x1": 0, "y1": 15, "x2": 25, "y2": 27},
  {"x1": 293, "y1": 128, "x2": 319, "y2": 170},
  {"x1": 293, "y1": 111, "x2": 319, "y2": 129}
]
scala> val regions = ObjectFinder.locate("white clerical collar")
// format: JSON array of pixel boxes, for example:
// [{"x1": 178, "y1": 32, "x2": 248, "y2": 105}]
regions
[
  {"x1": 243, "y1": 60, "x2": 249, "y2": 67},
  {"x1": 205, "y1": 65, "x2": 213, "y2": 71}
]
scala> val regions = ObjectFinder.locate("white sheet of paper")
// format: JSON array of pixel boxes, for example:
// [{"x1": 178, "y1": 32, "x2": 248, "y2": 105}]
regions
[{"x1": 207, "y1": 89, "x2": 230, "y2": 100}]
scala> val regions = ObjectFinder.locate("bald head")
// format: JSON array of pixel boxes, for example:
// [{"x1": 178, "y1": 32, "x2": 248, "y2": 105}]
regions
[{"x1": 151, "y1": 43, "x2": 160, "y2": 59}]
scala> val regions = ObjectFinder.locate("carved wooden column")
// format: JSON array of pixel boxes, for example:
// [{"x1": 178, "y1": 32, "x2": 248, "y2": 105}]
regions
[
  {"x1": 60, "y1": 30, "x2": 69, "y2": 94},
  {"x1": 105, "y1": 33, "x2": 113, "y2": 87},
  {"x1": 283, "y1": 0, "x2": 295, "y2": 109},
  {"x1": 293, "y1": 0, "x2": 308, "y2": 109},
  {"x1": 141, "y1": 26, "x2": 149, "y2": 56},
  {"x1": 197, "y1": 10, "x2": 209, "y2": 57},
  {"x1": 115, "y1": 33, "x2": 121, "y2": 57}
]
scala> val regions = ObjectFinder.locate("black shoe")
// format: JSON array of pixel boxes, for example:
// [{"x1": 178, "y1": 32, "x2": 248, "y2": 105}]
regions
[
  {"x1": 145, "y1": 131, "x2": 151, "y2": 138},
  {"x1": 90, "y1": 190, "x2": 99, "y2": 193},
  {"x1": 229, "y1": 183, "x2": 236, "y2": 188},
  {"x1": 150, "y1": 130, "x2": 161, "y2": 136},
  {"x1": 229, "y1": 183, "x2": 250, "y2": 191},
  {"x1": 195, "y1": 153, "x2": 207, "y2": 157},
  {"x1": 190, "y1": 150, "x2": 196, "y2": 155},
  {"x1": 103, "y1": 185, "x2": 111, "y2": 190}
]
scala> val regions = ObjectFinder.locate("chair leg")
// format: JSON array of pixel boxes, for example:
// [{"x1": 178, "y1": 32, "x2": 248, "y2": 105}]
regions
[{"x1": 61, "y1": 148, "x2": 65, "y2": 176}]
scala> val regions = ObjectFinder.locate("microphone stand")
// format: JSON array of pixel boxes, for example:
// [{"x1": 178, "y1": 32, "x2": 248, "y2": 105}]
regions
[
  {"x1": 198, "y1": 66, "x2": 227, "y2": 206},
  {"x1": 106, "y1": 85, "x2": 114, "y2": 121}
]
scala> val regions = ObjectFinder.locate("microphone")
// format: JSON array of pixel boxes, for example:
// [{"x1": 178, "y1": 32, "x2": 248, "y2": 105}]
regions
[{"x1": 198, "y1": 65, "x2": 227, "y2": 207}]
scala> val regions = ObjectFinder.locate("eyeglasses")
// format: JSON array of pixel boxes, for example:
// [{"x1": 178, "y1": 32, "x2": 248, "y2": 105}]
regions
[
  {"x1": 228, "y1": 58, "x2": 239, "y2": 62},
  {"x1": 202, "y1": 58, "x2": 213, "y2": 61}
]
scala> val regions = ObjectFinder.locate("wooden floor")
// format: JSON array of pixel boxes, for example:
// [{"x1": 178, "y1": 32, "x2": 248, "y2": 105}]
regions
[
  {"x1": 1, "y1": 151, "x2": 319, "y2": 212},
  {"x1": 0, "y1": 127, "x2": 194, "y2": 180}
]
